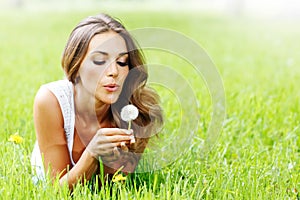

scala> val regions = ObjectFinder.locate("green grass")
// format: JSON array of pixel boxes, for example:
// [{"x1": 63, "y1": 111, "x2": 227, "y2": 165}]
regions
[{"x1": 0, "y1": 8, "x2": 300, "y2": 199}]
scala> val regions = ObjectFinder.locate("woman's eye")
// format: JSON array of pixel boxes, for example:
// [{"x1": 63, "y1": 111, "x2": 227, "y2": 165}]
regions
[
  {"x1": 93, "y1": 60, "x2": 105, "y2": 65},
  {"x1": 117, "y1": 61, "x2": 128, "y2": 67}
]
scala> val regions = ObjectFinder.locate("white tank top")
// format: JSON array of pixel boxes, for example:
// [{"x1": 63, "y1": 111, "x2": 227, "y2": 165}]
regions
[{"x1": 31, "y1": 79, "x2": 76, "y2": 181}]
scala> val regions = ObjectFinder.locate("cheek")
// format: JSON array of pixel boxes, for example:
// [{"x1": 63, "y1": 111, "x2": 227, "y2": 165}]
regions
[
  {"x1": 80, "y1": 58, "x2": 106, "y2": 77},
  {"x1": 79, "y1": 65, "x2": 106, "y2": 90},
  {"x1": 120, "y1": 68, "x2": 129, "y2": 80}
]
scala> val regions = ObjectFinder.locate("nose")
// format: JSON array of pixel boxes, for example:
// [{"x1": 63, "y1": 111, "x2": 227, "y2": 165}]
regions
[{"x1": 106, "y1": 61, "x2": 118, "y2": 77}]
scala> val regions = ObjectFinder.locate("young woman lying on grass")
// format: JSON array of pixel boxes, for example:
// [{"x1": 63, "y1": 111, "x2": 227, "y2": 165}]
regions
[{"x1": 31, "y1": 13, "x2": 163, "y2": 189}]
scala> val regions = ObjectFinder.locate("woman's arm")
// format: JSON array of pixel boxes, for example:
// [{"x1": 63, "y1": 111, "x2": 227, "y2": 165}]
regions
[
  {"x1": 34, "y1": 87, "x2": 134, "y2": 188},
  {"x1": 34, "y1": 87, "x2": 99, "y2": 188}
]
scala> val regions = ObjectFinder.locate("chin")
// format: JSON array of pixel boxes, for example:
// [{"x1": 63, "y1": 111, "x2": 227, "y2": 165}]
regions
[
  {"x1": 95, "y1": 92, "x2": 120, "y2": 105},
  {"x1": 103, "y1": 96, "x2": 119, "y2": 105},
  {"x1": 105, "y1": 99, "x2": 118, "y2": 105}
]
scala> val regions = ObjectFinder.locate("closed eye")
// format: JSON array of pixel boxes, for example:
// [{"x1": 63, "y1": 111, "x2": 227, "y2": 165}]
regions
[
  {"x1": 117, "y1": 61, "x2": 128, "y2": 67},
  {"x1": 93, "y1": 61, "x2": 105, "y2": 65}
]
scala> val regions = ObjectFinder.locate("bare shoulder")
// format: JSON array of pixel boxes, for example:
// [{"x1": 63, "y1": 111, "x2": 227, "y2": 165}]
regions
[
  {"x1": 33, "y1": 86, "x2": 64, "y2": 137},
  {"x1": 34, "y1": 86, "x2": 59, "y2": 108},
  {"x1": 34, "y1": 86, "x2": 63, "y2": 120}
]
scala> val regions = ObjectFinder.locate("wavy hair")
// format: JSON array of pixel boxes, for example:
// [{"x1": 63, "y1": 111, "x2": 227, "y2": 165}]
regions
[{"x1": 61, "y1": 14, "x2": 163, "y2": 158}]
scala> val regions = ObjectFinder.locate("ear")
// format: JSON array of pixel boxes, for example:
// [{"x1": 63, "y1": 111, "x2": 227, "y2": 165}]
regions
[{"x1": 74, "y1": 76, "x2": 81, "y2": 84}]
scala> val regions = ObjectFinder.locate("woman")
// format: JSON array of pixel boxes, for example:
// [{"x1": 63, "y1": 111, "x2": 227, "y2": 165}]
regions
[{"x1": 31, "y1": 13, "x2": 163, "y2": 188}]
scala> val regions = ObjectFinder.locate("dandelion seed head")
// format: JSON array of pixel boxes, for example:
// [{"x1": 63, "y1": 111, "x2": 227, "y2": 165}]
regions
[{"x1": 120, "y1": 104, "x2": 139, "y2": 122}]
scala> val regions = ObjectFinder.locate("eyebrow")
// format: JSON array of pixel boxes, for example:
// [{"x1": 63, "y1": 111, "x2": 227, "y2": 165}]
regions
[{"x1": 91, "y1": 50, "x2": 128, "y2": 56}]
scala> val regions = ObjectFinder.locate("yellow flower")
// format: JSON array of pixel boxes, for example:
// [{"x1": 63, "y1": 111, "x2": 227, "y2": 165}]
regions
[
  {"x1": 8, "y1": 132, "x2": 23, "y2": 144},
  {"x1": 112, "y1": 174, "x2": 127, "y2": 182}
]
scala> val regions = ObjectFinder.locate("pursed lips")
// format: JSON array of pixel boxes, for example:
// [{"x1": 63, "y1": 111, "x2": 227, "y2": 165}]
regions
[{"x1": 103, "y1": 83, "x2": 120, "y2": 92}]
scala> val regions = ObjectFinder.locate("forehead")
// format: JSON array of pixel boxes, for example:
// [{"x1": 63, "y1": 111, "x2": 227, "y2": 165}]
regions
[{"x1": 87, "y1": 31, "x2": 127, "y2": 55}]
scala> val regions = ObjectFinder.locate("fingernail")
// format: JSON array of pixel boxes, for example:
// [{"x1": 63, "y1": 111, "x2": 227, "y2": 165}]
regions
[
  {"x1": 123, "y1": 129, "x2": 132, "y2": 135},
  {"x1": 130, "y1": 136, "x2": 135, "y2": 143}
]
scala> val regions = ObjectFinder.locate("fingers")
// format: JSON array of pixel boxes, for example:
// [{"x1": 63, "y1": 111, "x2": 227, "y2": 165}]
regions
[
  {"x1": 108, "y1": 135, "x2": 133, "y2": 143},
  {"x1": 104, "y1": 136, "x2": 136, "y2": 152},
  {"x1": 89, "y1": 141, "x2": 131, "y2": 156},
  {"x1": 88, "y1": 128, "x2": 136, "y2": 161},
  {"x1": 130, "y1": 135, "x2": 135, "y2": 144},
  {"x1": 97, "y1": 128, "x2": 133, "y2": 136},
  {"x1": 94, "y1": 128, "x2": 134, "y2": 144}
]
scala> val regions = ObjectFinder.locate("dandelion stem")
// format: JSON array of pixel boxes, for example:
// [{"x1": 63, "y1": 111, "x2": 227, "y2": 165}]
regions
[{"x1": 128, "y1": 120, "x2": 131, "y2": 130}]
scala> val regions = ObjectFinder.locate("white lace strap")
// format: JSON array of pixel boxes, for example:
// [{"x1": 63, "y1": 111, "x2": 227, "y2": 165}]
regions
[{"x1": 44, "y1": 80, "x2": 76, "y2": 166}]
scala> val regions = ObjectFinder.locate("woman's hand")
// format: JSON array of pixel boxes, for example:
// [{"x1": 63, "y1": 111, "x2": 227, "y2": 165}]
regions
[{"x1": 86, "y1": 128, "x2": 135, "y2": 163}]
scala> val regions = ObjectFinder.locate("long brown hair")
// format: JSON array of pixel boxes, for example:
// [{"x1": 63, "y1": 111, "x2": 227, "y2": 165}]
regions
[{"x1": 61, "y1": 14, "x2": 163, "y2": 155}]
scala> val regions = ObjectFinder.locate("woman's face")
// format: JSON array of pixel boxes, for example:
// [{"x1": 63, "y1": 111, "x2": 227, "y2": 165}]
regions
[{"x1": 78, "y1": 31, "x2": 129, "y2": 104}]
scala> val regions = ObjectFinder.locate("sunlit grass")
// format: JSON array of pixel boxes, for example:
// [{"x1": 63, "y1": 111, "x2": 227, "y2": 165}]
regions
[{"x1": 0, "y1": 8, "x2": 299, "y2": 199}]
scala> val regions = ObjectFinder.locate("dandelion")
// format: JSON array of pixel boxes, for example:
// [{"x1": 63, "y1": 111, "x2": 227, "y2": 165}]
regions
[
  {"x1": 112, "y1": 173, "x2": 127, "y2": 183},
  {"x1": 8, "y1": 132, "x2": 23, "y2": 144},
  {"x1": 120, "y1": 104, "x2": 139, "y2": 130}
]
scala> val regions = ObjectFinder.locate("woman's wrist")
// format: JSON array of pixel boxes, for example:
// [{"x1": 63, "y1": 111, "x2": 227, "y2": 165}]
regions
[{"x1": 84, "y1": 147, "x2": 100, "y2": 161}]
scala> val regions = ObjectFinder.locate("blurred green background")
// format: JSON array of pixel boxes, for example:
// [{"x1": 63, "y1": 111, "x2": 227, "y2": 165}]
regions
[{"x1": 0, "y1": 0, "x2": 299, "y2": 199}]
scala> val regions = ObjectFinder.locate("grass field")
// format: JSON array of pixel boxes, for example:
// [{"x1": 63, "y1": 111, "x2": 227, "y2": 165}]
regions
[{"x1": 0, "y1": 7, "x2": 300, "y2": 199}]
